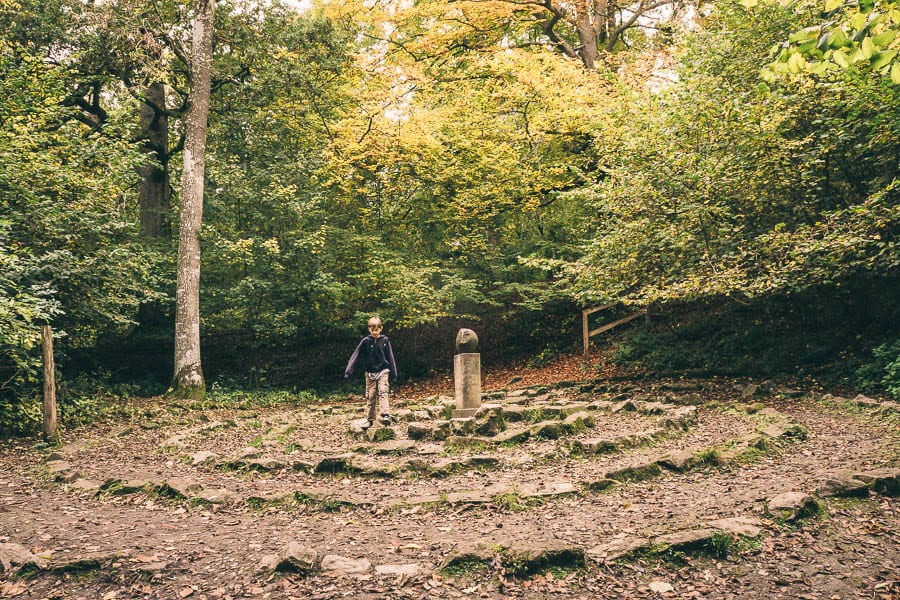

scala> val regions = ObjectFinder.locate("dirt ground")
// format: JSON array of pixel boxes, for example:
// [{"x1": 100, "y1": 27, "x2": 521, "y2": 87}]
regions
[{"x1": 1, "y1": 357, "x2": 898, "y2": 600}]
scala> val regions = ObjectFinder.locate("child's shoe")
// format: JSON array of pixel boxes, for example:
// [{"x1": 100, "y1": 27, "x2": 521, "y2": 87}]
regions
[{"x1": 379, "y1": 414, "x2": 392, "y2": 425}]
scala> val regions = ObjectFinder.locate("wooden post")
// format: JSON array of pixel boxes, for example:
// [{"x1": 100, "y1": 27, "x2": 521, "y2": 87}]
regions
[
  {"x1": 582, "y1": 309, "x2": 590, "y2": 356},
  {"x1": 582, "y1": 303, "x2": 616, "y2": 356},
  {"x1": 41, "y1": 325, "x2": 58, "y2": 443}
]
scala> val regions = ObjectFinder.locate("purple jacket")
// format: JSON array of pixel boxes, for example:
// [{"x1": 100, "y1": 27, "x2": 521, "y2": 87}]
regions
[{"x1": 345, "y1": 335, "x2": 398, "y2": 378}]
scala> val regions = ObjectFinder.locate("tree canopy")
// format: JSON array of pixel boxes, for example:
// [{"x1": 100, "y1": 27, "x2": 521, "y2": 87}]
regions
[{"x1": 1, "y1": 0, "x2": 898, "y2": 431}]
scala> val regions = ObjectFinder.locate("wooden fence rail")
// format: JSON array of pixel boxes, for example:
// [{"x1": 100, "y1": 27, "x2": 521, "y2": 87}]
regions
[{"x1": 582, "y1": 305, "x2": 648, "y2": 356}]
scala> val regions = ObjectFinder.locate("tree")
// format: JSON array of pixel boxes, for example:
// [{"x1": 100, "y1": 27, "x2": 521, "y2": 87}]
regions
[
  {"x1": 173, "y1": 0, "x2": 214, "y2": 396},
  {"x1": 551, "y1": 1, "x2": 900, "y2": 305},
  {"x1": 757, "y1": 0, "x2": 900, "y2": 84},
  {"x1": 0, "y1": 24, "x2": 162, "y2": 433},
  {"x1": 342, "y1": 0, "x2": 686, "y2": 72}
]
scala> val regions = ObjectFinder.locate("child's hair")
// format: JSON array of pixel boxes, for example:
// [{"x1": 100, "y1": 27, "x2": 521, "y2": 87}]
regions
[{"x1": 367, "y1": 316, "x2": 382, "y2": 329}]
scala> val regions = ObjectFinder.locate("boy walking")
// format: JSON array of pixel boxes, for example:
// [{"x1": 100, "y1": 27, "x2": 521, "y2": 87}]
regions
[{"x1": 344, "y1": 316, "x2": 398, "y2": 426}]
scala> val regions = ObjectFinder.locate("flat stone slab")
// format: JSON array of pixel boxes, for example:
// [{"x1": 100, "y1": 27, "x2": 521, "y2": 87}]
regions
[
  {"x1": 162, "y1": 478, "x2": 203, "y2": 497},
  {"x1": 372, "y1": 440, "x2": 416, "y2": 455},
  {"x1": 492, "y1": 427, "x2": 531, "y2": 444},
  {"x1": 518, "y1": 481, "x2": 578, "y2": 498},
  {"x1": 195, "y1": 488, "x2": 240, "y2": 504},
  {"x1": 375, "y1": 563, "x2": 421, "y2": 577},
  {"x1": 191, "y1": 451, "x2": 219, "y2": 465},
  {"x1": 606, "y1": 461, "x2": 662, "y2": 482},
  {"x1": 655, "y1": 528, "x2": 717, "y2": 552},
  {"x1": 815, "y1": 474, "x2": 869, "y2": 498},
  {"x1": 46, "y1": 461, "x2": 80, "y2": 483},
  {"x1": 0, "y1": 542, "x2": 49, "y2": 573},
  {"x1": 707, "y1": 517, "x2": 764, "y2": 538},
  {"x1": 572, "y1": 438, "x2": 618, "y2": 454},
  {"x1": 852, "y1": 467, "x2": 900, "y2": 496},
  {"x1": 244, "y1": 458, "x2": 286, "y2": 472},
  {"x1": 69, "y1": 479, "x2": 102, "y2": 493},
  {"x1": 657, "y1": 450, "x2": 700, "y2": 472},
  {"x1": 321, "y1": 555, "x2": 372, "y2": 574},
  {"x1": 586, "y1": 536, "x2": 652, "y2": 562}
]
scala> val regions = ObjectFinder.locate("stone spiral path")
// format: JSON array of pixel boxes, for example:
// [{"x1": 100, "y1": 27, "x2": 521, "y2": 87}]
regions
[{"x1": 1, "y1": 380, "x2": 898, "y2": 599}]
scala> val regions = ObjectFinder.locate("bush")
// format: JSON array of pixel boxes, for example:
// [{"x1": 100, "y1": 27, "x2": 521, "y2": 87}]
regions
[{"x1": 856, "y1": 340, "x2": 900, "y2": 400}]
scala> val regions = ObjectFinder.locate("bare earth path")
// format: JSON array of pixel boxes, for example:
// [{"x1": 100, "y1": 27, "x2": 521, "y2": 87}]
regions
[{"x1": 1, "y1": 368, "x2": 898, "y2": 599}]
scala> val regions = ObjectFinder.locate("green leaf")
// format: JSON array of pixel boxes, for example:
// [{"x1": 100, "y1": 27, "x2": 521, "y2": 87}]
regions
[
  {"x1": 872, "y1": 30, "x2": 897, "y2": 47},
  {"x1": 891, "y1": 61, "x2": 900, "y2": 84},
  {"x1": 871, "y1": 50, "x2": 897, "y2": 69},
  {"x1": 861, "y1": 36, "x2": 876, "y2": 58},
  {"x1": 738, "y1": 0, "x2": 758, "y2": 8},
  {"x1": 828, "y1": 29, "x2": 848, "y2": 49},
  {"x1": 808, "y1": 61, "x2": 829, "y2": 75},
  {"x1": 850, "y1": 12, "x2": 868, "y2": 31},
  {"x1": 824, "y1": 0, "x2": 843, "y2": 11},
  {"x1": 832, "y1": 49, "x2": 850, "y2": 67},
  {"x1": 788, "y1": 52, "x2": 807, "y2": 73}
]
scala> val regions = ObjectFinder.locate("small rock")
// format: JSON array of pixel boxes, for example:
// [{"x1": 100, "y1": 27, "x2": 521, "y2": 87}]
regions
[
  {"x1": 492, "y1": 427, "x2": 530, "y2": 444},
  {"x1": 46, "y1": 461, "x2": 80, "y2": 483},
  {"x1": 766, "y1": 492, "x2": 819, "y2": 521},
  {"x1": 348, "y1": 418, "x2": 371, "y2": 435},
  {"x1": 649, "y1": 581, "x2": 674, "y2": 593},
  {"x1": 191, "y1": 451, "x2": 219, "y2": 466},
  {"x1": 277, "y1": 542, "x2": 318, "y2": 573},
  {"x1": 657, "y1": 451, "x2": 699, "y2": 472},
  {"x1": 162, "y1": 478, "x2": 202, "y2": 498},
  {"x1": 231, "y1": 447, "x2": 261, "y2": 460},
  {"x1": 407, "y1": 422, "x2": 433, "y2": 440},
  {"x1": 449, "y1": 417, "x2": 475, "y2": 436}
]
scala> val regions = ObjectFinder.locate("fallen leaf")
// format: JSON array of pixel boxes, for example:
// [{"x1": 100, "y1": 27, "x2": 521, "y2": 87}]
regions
[{"x1": 178, "y1": 587, "x2": 194, "y2": 598}]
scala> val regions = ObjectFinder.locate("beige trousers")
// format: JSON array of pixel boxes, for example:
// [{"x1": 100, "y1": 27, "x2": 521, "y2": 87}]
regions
[{"x1": 365, "y1": 370, "x2": 390, "y2": 420}]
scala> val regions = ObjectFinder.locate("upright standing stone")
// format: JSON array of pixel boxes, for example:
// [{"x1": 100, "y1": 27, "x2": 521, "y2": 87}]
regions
[{"x1": 453, "y1": 329, "x2": 481, "y2": 418}]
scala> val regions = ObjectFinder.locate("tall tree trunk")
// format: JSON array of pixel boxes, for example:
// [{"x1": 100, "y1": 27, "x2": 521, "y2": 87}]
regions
[
  {"x1": 138, "y1": 82, "x2": 171, "y2": 239},
  {"x1": 173, "y1": 0, "x2": 214, "y2": 397},
  {"x1": 576, "y1": 14, "x2": 599, "y2": 70}
]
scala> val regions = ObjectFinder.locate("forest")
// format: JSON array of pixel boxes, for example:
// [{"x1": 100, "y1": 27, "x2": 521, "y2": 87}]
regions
[{"x1": 1, "y1": 0, "x2": 899, "y2": 435}]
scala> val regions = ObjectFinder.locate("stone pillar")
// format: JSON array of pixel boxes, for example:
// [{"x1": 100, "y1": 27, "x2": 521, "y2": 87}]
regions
[{"x1": 453, "y1": 329, "x2": 481, "y2": 418}]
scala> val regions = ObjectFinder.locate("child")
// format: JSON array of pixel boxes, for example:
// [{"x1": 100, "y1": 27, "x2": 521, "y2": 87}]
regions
[{"x1": 344, "y1": 316, "x2": 398, "y2": 426}]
